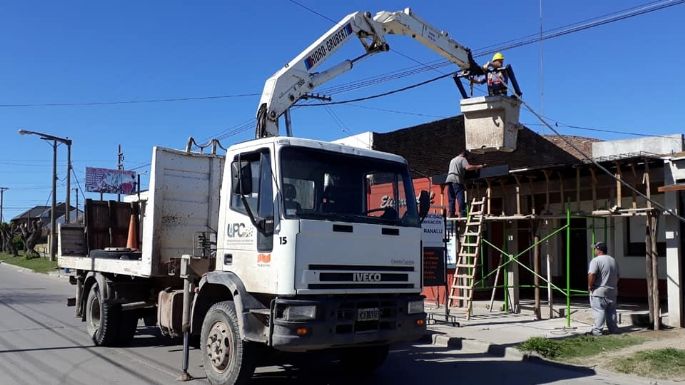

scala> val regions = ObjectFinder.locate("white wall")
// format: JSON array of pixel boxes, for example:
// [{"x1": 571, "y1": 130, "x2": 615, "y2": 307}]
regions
[
  {"x1": 332, "y1": 132, "x2": 373, "y2": 149},
  {"x1": 593, "y1": 134, "x2": 684, "y2": 159}
]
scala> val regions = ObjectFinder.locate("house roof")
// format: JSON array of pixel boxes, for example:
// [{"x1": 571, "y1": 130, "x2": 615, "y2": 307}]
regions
[
  {"x1": 11, "y1": 206, "x2": 50, "y2": 221},
  {"x1": 542, "y1": 135, "x2": 599, "y2": 160},
  {"x1": 11, "y1": 203, "x2": 77, "y2": 222},
  {"x1": 371, "y1": 115, "x2": 593, "y2": 178}
]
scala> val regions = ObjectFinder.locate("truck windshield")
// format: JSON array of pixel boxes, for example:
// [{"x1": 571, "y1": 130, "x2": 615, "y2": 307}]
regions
[{"x1": 280, "y1": 146, "x2": 420, "y2": 227}]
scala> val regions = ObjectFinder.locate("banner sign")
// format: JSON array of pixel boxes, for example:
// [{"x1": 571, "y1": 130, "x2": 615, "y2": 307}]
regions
[
  {"x1": 422, "y1": 214, "x2": 446, "y2": 286},
  {"x1": 85, "y1": 167, "x2": 137, "y2": 194}
]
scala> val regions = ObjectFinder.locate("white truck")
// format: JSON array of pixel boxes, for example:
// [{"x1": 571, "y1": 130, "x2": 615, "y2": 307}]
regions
[{"x1": 59, "y1": 8, "x2": 489, "y2": 385}]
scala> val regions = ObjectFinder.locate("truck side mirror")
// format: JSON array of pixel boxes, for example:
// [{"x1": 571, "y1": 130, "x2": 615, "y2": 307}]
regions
[
  {"x1": 231, "y1": 161, "x2": 252, "y2": 195},
  {"x1": 418, "y1": 190, "x2": 430, "y2": 220}
]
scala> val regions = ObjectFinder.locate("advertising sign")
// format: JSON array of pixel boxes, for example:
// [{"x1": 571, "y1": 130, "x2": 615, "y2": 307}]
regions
[
  {"x1": 422, "y1": 214, "x2": 446, "y2": 286},
  {"x1": 85, "y1": 167, "x2": 137, "y2": 194}
]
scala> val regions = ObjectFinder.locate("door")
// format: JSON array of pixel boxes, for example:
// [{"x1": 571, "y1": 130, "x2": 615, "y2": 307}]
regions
[{"x1": 562, "y1": 218, "x2": 589, "y2": 292}]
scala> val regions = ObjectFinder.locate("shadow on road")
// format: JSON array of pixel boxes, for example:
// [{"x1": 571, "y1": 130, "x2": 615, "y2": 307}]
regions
[{"x1": 247, "y1": 344, "x2": 597, "y2": 385}]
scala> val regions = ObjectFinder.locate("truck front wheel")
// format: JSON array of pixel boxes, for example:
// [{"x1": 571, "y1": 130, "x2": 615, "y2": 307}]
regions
[
  {"x1": 201, "y1": 301, "x2": 256, "y2": 385},
  {"x1": 85, "y1": 282, "x2": 119, "y2": 346}
]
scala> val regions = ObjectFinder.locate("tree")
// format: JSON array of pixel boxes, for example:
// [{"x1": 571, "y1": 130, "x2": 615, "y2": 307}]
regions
[
  {"x1": 19, "y1": 220, "x2": 42, "y2": 259},
  {"x1": 0, "y1": 222, "x2": 19, "y2": 256}
]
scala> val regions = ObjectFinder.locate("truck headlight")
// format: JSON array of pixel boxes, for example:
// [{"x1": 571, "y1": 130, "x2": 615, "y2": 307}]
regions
[
  {"x1": 283, "y1": 305, "x2": 317, "y2": 321},
  {"x1": 408, "y1": 300, "x2": 424, "y2": 314}
]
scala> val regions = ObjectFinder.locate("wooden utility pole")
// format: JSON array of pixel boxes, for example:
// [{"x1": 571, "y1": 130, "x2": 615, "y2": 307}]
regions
[
  {"x1": 117, "y1": 144, "x2": 124, "y2": 202},
  {"x1": 644, "y1": 159, "x2": 660, "y2": 330},
  {"x1": 532, "y1": 220, "x2": 541, "y2": 320},
  {"x1": 73, "y1": 188, "x2": 79, "y2": 224}
]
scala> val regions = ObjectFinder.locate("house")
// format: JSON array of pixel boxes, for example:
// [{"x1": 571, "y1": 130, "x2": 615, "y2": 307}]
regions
[
  {"x1": 335, "y1": 115, "x2": 684, "y2": 328},
  {"x1": 11, "y1": 203, "x2": 83, "y2": 234}
]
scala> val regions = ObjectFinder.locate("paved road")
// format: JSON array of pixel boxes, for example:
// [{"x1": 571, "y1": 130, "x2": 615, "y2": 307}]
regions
[{"x1": 0, "y1": 263, "x2": 665, "y2": 385}]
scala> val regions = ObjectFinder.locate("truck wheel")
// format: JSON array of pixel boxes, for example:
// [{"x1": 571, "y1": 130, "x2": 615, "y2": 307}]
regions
[
  {"x1": 201, "y1": 301, "x2": 256, "y2": 385},
  {"x1": 116, "y1": 311, "x2": 139, "y2": 346},
  {"x1": 85, "y1": 283, "x2": 120, "y2": 346},
  {"x1": 143, "y1": 311, "x2": 156, "y2": 327},
  {"x1": 339, "y1": 344, "x2": 389, "y2": 374}
]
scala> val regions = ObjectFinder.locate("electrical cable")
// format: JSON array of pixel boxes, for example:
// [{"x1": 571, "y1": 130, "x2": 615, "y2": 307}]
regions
[
  {"x1": 0, "y1": 93, "x2": 259, "y2": 108},
  {"x1": 70, "y1": 167, "x2": 87, "y2": 202},
  {"x1": 517, "y1": 97, "x2": 685, "y2": 224},
  {"x1": 299, "y1": 71, "x2": 456, "y2": 106},
  {"x1": 345, "y1": 103, "x2": 448, "y2": 119},
  {"x1": 1, "y1": 1, "x2": 679, "y2": 110},
  {"x1": 313, "y1": 0, "x2": 684, "y2": 98}
]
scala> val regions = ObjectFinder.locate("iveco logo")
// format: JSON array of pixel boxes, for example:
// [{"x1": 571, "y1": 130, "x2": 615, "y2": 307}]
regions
[{"x1": 353, "y1": 273, "x2": 381, "y2": 282}]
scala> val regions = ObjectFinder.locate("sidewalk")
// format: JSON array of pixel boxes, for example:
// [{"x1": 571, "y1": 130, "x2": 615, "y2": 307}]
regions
[{"x1": 424, "y1": 300, "x2": 650, "y2": 359}]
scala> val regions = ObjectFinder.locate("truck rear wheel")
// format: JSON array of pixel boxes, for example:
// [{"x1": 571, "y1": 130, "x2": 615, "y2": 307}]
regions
[
  {"x1": 116, "y1": 311, "x2": 139, "y2": 345},
  {"x1": 339, "y1": 344, "x2": 389, "y2": 374},
  {"x1": 85, "y1": 283, "x2": 120, "y2": 346},
  {"x1": 201, "y1": 301, "x2": 256, "y2": 385}
]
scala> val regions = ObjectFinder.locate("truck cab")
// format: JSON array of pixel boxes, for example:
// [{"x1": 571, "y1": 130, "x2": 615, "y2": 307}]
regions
[{"x1": 200, "y1": 137, "x2": 426, "y2": 350}]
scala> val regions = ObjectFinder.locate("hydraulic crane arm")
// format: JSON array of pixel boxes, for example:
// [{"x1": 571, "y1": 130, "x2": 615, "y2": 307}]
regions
[{"x1": 256, "y1": 8, "x2": 481, "y2": 138}]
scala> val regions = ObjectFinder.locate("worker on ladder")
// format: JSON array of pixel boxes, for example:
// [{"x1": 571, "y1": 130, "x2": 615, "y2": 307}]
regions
[
  {"x1": 446, "y1": 150, "x2": 485, "y2": 218},
  {"x1": 472, "y1": 52, "x2": 509, "y2": 96}
]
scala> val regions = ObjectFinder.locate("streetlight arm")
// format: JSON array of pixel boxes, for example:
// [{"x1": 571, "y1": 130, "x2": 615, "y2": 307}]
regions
[{"x1": 18, "y1": 129, "x2": 72, "y2": 145}]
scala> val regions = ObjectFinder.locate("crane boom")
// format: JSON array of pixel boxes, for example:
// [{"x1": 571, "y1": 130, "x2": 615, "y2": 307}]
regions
[{"x1": 256, "y1": 8, "x2": 481, "y2": 138}]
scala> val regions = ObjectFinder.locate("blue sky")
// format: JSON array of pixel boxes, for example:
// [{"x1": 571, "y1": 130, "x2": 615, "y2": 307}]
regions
[{"x1": 1, "y1": 1, "x2": 683, "y2": 220}]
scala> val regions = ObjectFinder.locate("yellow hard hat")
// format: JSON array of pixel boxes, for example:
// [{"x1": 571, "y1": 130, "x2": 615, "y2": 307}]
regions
[{"x1": 492, "y1": 52, "x2": 504, "y2": 62}]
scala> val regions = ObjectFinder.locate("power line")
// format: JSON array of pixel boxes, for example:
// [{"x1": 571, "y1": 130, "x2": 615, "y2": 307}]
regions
[
  {"x1": 345, "y1": 103, "x2": 448, "y2": 119},
  {"x1": 288, "y1": 0, "x2": 336, "y2": 23},
  {"x1": 0, "y1": 93, "x2": 259, "y2": 108},
  {"x1": 473, "y1": 0, "x2": 685, "y2": 58},
  {"x1": 0, "y1": 1, "x2": 679, "y2": 112},
  {"x1": 313, "y1": 0, "x2": 685, "y2": 98},
  {"x1": 287, "y1": 0, "x2": 448, "y2": 78},
  {"x1": 524, "y1": 121, "x2": 680, "y2": 139},
  {"x1": 299, "y1": 71, "x2": 455, "y2": 106}
]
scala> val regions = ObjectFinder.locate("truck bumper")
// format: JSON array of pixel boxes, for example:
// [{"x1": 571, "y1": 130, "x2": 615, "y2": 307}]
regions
[{"x1": 270, "y1": 295, "x2": 426, "y2": 352}]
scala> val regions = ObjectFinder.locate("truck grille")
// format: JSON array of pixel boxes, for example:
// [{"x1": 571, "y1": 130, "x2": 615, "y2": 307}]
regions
[{"x1": 307, "y1": 264, "x2": 414, "y2": 290}]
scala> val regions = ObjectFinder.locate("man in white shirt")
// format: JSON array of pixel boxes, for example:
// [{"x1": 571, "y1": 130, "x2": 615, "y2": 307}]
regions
[{"x1": 588, "y1": 241, "x2": 620, "y2": 335}]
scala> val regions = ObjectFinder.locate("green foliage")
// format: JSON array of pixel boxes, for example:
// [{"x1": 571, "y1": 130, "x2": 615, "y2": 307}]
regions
[
  {"x1": 519, "y1": 334, "x2": 644, "y2": 360},
  {"x1": 612, "y1": 349, "x2": 685, "y2": 380},
  {"x1": 0, "y1": 252, "x2": 58, "y2": 274},
  {"x1": 519, "y1": 337, "x2": 562, "y2": 358}
]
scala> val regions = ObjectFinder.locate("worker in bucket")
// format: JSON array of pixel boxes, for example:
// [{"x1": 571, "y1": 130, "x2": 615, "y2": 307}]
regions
[{"x1": 472, "y1": 52, "x2": 509, "y2": 96}]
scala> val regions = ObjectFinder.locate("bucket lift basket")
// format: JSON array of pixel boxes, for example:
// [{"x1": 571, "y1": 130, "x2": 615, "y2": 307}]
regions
[{"x1": 461, "y1": 95, "x2": 521, "y2": 153}]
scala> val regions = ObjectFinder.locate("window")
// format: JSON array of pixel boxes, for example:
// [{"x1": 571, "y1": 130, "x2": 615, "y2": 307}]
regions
[
  {"x1": 229, "y1": 150, "x2": 274, "y2": 252},
  {"x1": 279, "y1": 146, "x2": 419, "y2": 227},
  {"x1": 625, "y1": 216, "x2": 666, "y2": 256}
]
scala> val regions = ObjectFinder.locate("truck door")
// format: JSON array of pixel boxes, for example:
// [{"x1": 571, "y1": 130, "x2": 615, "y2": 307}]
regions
[{"x1": 223, "y1": 149, "x2": 275, "y2": 290}]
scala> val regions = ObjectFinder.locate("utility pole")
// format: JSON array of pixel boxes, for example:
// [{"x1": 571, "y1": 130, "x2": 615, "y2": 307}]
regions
[
  {"x1": 51, "y1": 139, "x2": 57, "y2": 260},
  {"x1": 65, "y1": 140, "x2": 72, "y2": 223},
  {"x1": 117, "y1": 144, "x2": 124, "y2": 202},
  {"x1": 18, "y1": 129, "x2": 72, "y2": 261},
  {"x1": 73, "y1": 188, "x2": 79, "y2": 224},
  {"x1": 0, "y1": 187, "x2": 8, "y2": 223}
]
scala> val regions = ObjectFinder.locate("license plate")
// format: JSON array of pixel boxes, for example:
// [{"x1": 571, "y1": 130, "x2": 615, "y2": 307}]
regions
[{"x1": 357, "y1": 307, "x2": 380, "y2": 321}]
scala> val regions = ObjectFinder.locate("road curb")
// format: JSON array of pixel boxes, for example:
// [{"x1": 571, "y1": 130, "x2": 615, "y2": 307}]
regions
[
  {"x1": 0, "y1": 261, "x2": 66, "y2": 280},
  {"x1": 426, "y1": 333, "x2": 526, "y2": 361},
  {"x1": 0, "y1": 261, "x2": 35, "y2": 274}
]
